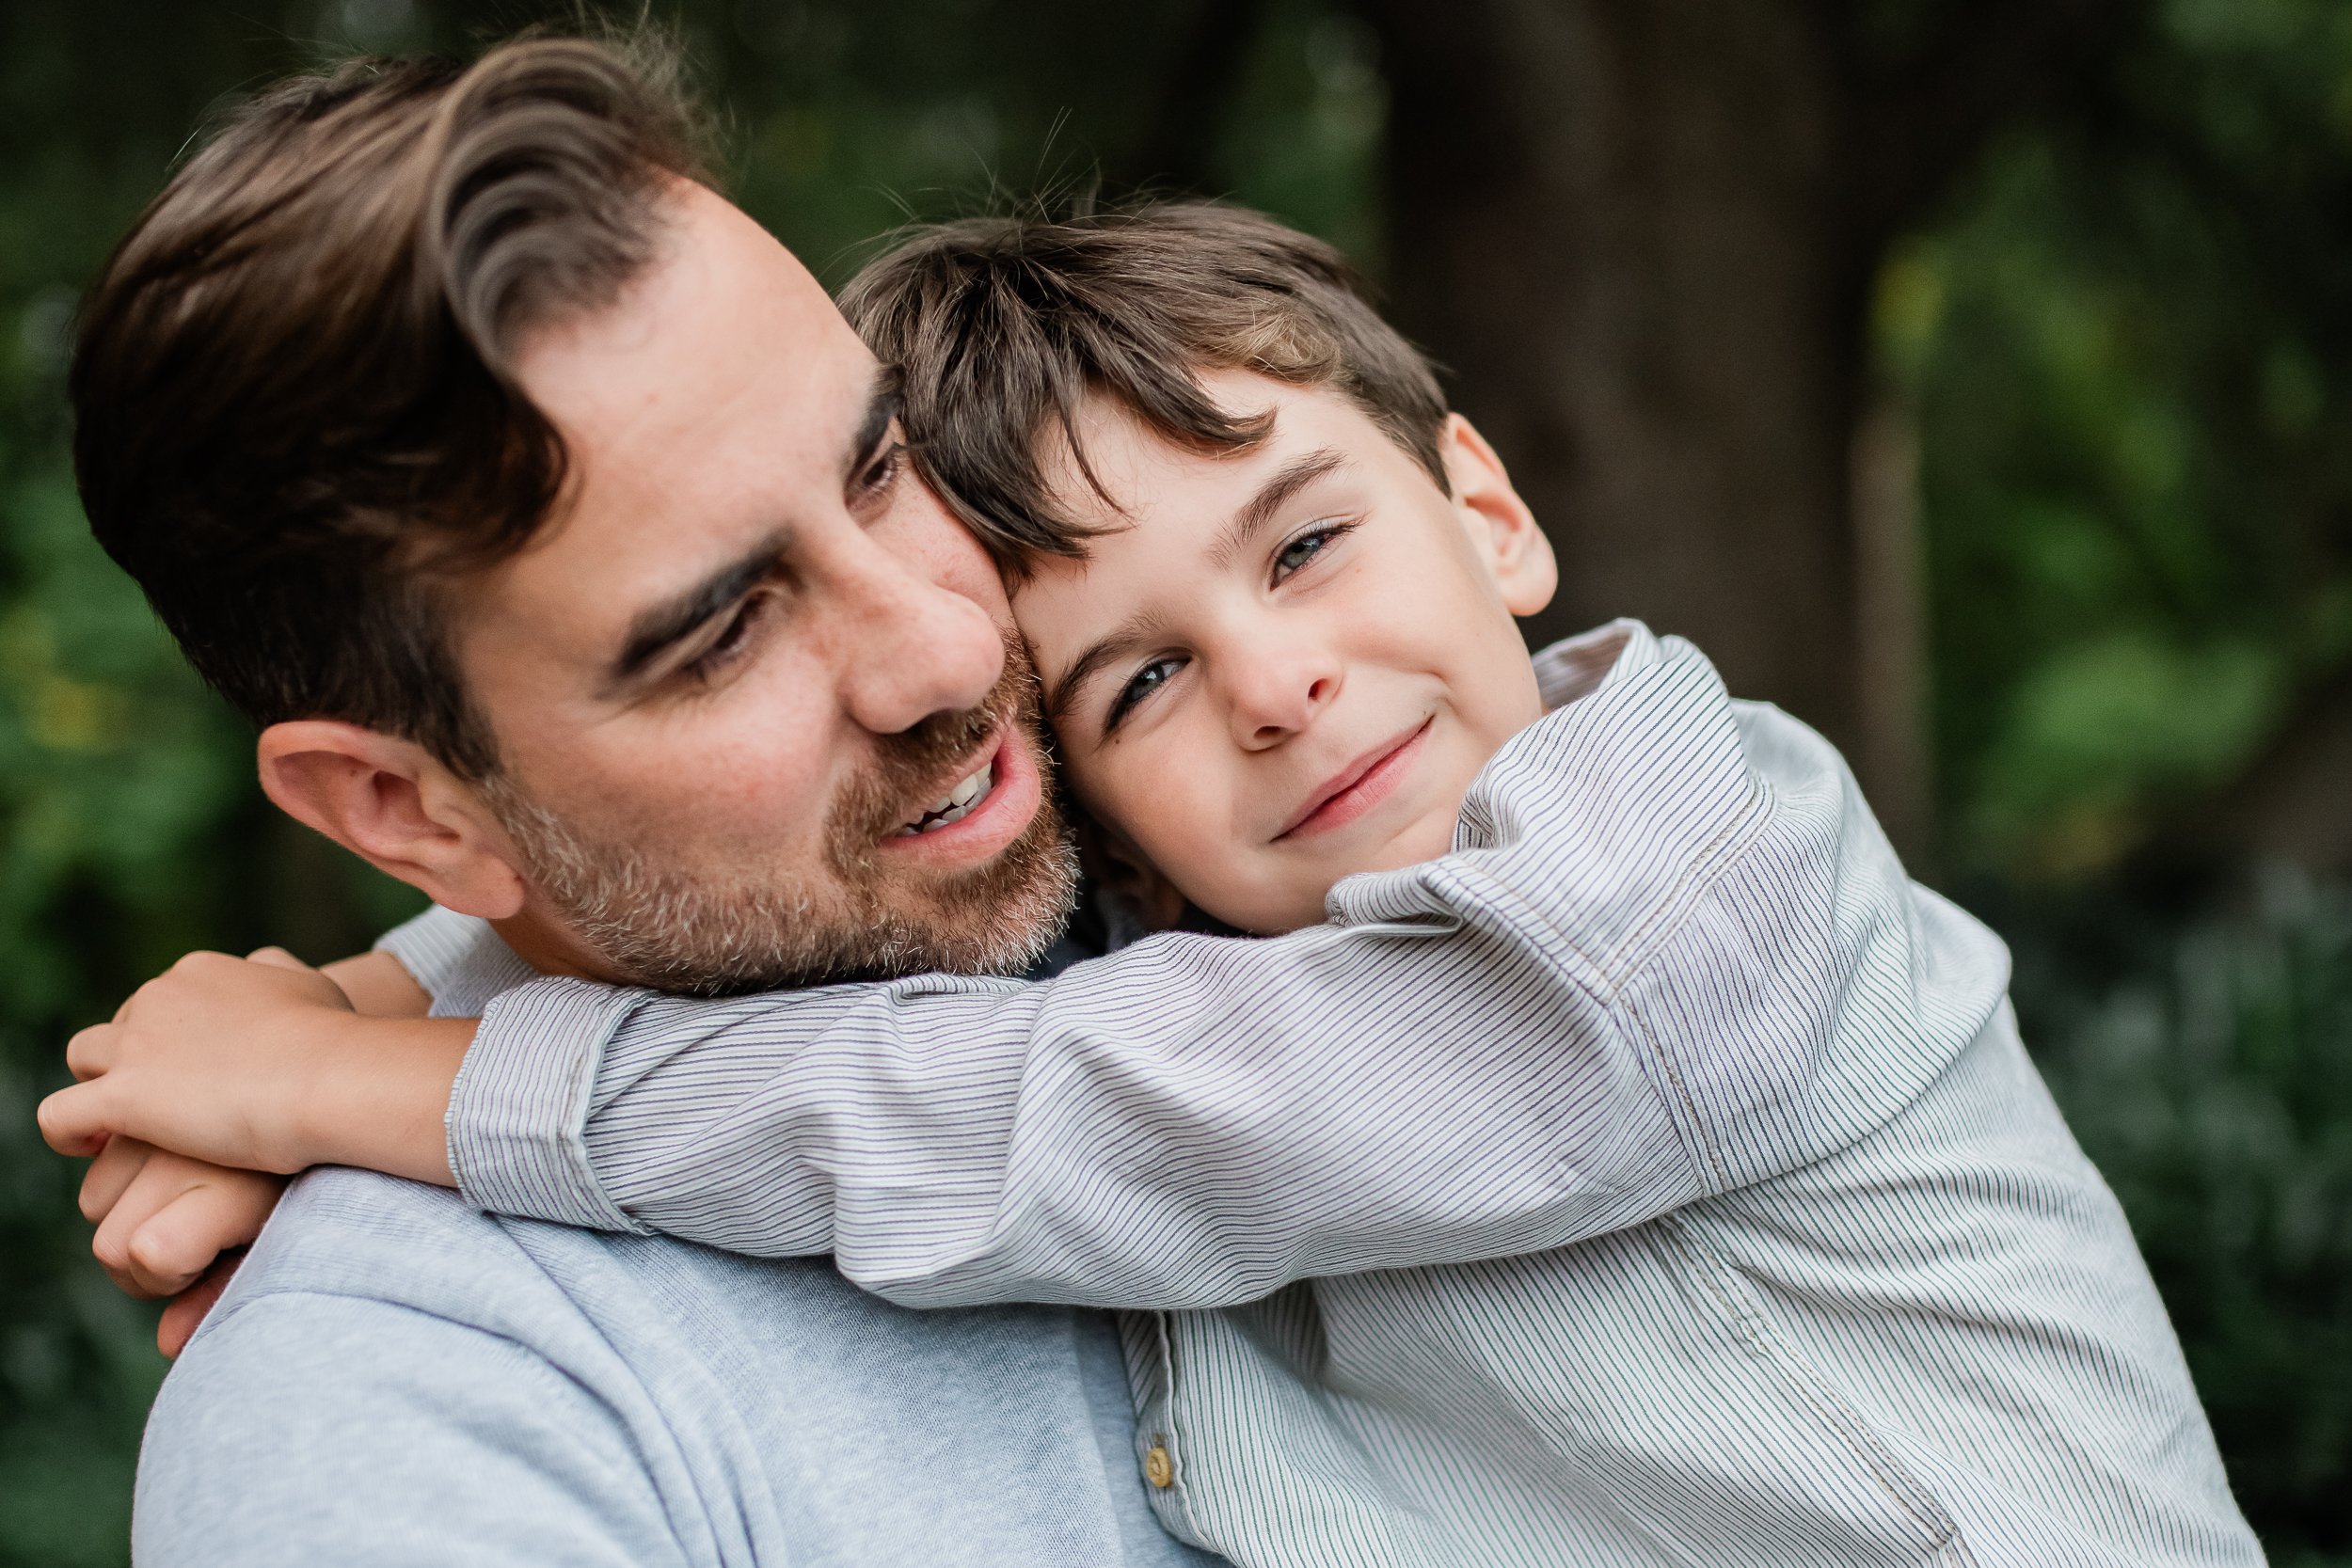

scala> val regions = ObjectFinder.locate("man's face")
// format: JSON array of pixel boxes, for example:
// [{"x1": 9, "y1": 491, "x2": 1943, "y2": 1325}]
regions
[{"x1": 453, "y1": 183, "x2": 1072, "y2": 991}]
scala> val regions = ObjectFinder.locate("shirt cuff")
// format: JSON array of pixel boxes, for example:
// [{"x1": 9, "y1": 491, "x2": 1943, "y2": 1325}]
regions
[
  {"x1": 373, "y1": 905, "x2": 492, "y2": 1004},
  {"x1": 445, "y1": 977, "x2": 652, "y2": 1235}
]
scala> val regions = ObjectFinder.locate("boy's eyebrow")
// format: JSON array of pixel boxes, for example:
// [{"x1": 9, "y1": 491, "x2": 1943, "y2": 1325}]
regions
[
  {"x1": 608, "y1": 531, "x2": 793, "y2": 690},
  {"x1": 1042, "y1": 607, "x2": 1161, "y2": 725},
  {"x1": 1208, "y1": 448, "x2": 1349, "y2": 570}
]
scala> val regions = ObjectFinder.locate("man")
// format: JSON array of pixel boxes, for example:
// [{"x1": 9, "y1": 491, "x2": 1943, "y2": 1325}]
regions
[{"x1": 70, "y1": 35, "x2": 1216, "y2": 1567}]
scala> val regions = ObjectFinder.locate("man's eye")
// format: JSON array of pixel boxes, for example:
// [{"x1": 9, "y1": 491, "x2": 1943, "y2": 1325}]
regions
[
  {"x1": 1106, "y1": 655, "x2": 1186, "y2": 732},
  {"x1": 683, "y1": 593, "x2": 773, "y2": 684},
  {"x1": 855, "y1": 440, "x2": 907, "y2": 502},
  {"x1": 1272, "y1": 520, "x2": 1356, "y2": 583}
]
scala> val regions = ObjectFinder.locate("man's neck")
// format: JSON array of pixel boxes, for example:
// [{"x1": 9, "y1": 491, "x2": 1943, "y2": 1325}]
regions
[{"x1": 490, "y1": 909, "x2": 612, "y2": 982}]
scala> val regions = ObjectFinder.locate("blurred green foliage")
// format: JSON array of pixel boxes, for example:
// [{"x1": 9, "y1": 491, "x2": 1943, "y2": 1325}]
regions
[
  {"x1": 1902, "y1": 0, "x2": 2352, "y2": 880},
  {"x1": 0, "y1": 0, "x2": 2347, "y2": 1562}
]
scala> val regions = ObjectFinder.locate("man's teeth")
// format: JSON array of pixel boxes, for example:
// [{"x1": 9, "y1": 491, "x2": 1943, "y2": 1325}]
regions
[{"x1": 900, "y1": 765, "x2": 993, "y2": 834}]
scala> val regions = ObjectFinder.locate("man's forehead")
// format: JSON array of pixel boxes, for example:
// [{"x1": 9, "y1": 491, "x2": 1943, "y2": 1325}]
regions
[
  {"x1": 472, "y1": 187, "x2": 881, "y2": 663},
  {"x1": 517, "y1": 185, "x2": 864, "y2": 457}
]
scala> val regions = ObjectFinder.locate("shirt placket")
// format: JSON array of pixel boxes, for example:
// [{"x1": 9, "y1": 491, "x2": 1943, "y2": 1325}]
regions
[{"x1": 1118, "y1": 1309, "x2": 1194, "y2": 1533}]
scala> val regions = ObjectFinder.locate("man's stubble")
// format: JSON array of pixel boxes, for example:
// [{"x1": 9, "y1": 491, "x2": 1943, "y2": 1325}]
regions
[{"x1": 483, "y1": 636, "x2": 1078, "y2": 995}]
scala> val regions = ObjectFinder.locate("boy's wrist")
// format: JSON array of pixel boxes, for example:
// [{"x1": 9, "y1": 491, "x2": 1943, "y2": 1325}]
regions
[
  {"x1": 273, "y1": 1006, "x2": 378, "y2": 1173},
  {"x1": 286, "y1": 1014, "x2": 474, "y2": 1187}
]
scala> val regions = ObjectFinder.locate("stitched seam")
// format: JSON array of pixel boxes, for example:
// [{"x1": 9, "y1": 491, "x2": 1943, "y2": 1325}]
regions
[
  {"x1": 1663, "y1": 1215, "x2": 1970, "y2": 1557},
  {"x1": 1439, "y1": 775, "x2": 1773, "y2": 1002},
  {"x1": 1591, "y1": 782, "x2": 1777, "y2": 1193},
  {"x1": 1601, "y1": 777, "x2": 1776, "y2": 991},
  {"x1": 1429, "y1": 772, "x2": 1772, "y2": 1010},
  {"x1": 1620, "y1": 994, "x2": 1733, "y2": 1192}
]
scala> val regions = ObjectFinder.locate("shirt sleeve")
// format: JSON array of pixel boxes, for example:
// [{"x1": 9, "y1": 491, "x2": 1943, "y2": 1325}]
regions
[
  {"x1": 373, "y1": 904, "x2": 497, "y2": 1004},
  {"x1": 450, "y1": 628, "x2": 2012, "y2": 1309},
  {"x1": 135, "y1": 1291, "x2": 691, "y2": 1568}
]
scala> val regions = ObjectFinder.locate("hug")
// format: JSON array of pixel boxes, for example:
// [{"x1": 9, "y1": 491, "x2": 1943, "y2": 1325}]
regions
[{"x1": 40, "y1": 32, "x2": 2260, "y2": 1568}]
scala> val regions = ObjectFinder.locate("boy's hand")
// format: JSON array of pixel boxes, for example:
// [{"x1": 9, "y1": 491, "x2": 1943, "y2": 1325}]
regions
[
  {"x1": 157, "y1": 1253, "x2": 246, "y2": 1360},
  {"x1": 80, "y1": 1134, "x2": 282, "y2": 1357},
  {"x1": 39, "y1": 946, "x2": 473, "y2": 1189},
  {"x1": 40, "y1": 948, "x2": 358, "y2": 1176}
]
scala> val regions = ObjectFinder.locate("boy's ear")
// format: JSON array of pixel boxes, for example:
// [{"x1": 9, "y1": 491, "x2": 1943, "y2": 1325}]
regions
[
  {"x1": 1438, "y1": 413, "x2": 1558, "y2": 619},
  {"x1": 256, "y1": 721, "x2": 531, "y2": 921}
]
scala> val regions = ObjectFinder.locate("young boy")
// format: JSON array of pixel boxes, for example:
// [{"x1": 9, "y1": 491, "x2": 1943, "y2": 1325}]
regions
[{"x1": 52, "y1": 205, "x2": 2257, "y2": 1567}]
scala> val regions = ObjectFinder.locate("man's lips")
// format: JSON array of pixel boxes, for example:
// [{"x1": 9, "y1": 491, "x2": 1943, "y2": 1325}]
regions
[
  {"x1": 876, "y1": 726, "x2": 1042, "y2": 869},
  {"x1": 1275, "y1": 718, "x2": 1434, "y2": 841}
]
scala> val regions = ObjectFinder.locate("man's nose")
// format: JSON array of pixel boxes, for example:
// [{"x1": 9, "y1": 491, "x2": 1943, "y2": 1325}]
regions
[
  {"x1": 1223, "y1": 642, "x2": 1342, "y2": 751},
  {"x1": 829, "y1": 533, "x2": 1006, "y2": 736}
]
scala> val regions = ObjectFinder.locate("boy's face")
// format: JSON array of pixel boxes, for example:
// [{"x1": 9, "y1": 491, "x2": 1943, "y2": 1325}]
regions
[{"x1": 1016, "y1": 370, "x2": 1556, "y2": 933}]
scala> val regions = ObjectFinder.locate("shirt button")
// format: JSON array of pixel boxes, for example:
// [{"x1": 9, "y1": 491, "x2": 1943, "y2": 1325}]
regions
[{"x1": 1144, "y1": 1440, "x2": 1174, "y2": 1489}]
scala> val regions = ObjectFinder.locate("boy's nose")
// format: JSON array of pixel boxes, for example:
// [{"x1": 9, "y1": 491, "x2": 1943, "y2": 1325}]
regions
[{"x1": 1226, "y1": 649, "x2": 1342, "y2": 750}]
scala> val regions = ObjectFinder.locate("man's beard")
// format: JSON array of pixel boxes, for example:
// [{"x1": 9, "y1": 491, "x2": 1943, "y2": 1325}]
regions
[{"x1": 482, "y1": 639, "x2": 1078, "y2": 996}]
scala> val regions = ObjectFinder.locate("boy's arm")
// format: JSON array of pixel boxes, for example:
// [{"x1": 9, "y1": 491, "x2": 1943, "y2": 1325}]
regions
[
  {"x1": 319, "y1": 951, "x2": 431, "y2": 1016},
  {"x1": 61, "y1": 915, "x2": 473, "y2": 1354},
  {"x1": 366, "y1": 900, "x2": 510, "y2": 1007},
  {"x1": 447, "y1": 627, "x2": 2012, "y2": 1308},
  {"x1": 56, "y1": 905, "x2": 507, "y2": 1186},
  {"x1": 47, "y1": 628, "x2": 2012, "y2": 1310}
]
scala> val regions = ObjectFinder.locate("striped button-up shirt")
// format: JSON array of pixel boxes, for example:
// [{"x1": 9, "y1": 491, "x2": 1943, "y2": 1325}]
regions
[{"x1": 420, "y1": 623, "x2": 2260, "y2": 1568}]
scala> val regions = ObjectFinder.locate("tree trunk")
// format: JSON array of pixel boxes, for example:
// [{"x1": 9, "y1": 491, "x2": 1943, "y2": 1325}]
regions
[
  {"x1": 1363, "y1": 0, "x2": 1871, "y2": 752},
  {"x1": 1850, "y1": 385, "x2": 1932, "y2": 862}
]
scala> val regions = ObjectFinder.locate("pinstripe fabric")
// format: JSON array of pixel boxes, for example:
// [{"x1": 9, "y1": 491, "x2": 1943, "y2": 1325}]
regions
[{"x1": 417, "y1": 622, "x2": 2261, "y2": 1568}]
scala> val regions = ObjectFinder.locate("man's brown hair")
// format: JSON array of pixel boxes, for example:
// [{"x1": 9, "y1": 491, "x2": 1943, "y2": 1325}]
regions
[
  {"x1": 72, "y1": 34, "x2": 702, "y2": 778},
  {"x1": 838, "y1": 202, "x2": 1450, "y2": 570}
]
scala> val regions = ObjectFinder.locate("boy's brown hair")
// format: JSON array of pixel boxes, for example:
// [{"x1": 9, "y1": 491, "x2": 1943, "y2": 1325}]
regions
[
  {"x1": 72, "y1": 34, "x2": 702, "y2": 778},
  {"x1": 838, "y1": 202, "x2": 1451, "y2": 569}
]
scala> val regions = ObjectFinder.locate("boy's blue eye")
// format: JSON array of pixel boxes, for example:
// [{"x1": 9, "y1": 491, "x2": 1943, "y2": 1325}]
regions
[
  {"x1": 1273, "y1": 521, "x2": 1354, "y2": 582},
  {"x1": 1106, "y1": 655, "x2": 1185, "y2": 731}
]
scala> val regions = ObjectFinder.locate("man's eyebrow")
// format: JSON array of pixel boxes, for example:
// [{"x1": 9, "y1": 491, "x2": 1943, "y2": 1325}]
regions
[
  {"x1": 594, "y1": 374, "x2": 902, "y2": 697},
  {"x1": 846, "y1": 365, "x2": 905, "y2": 483},
  {"x1": 1207, "y1": 448, "x2": 1350, "y2": 571},
  {"x1": 608, "y1": 531, "x2": 791, "y2": 689},
  {"x1": 1042, "y1": 607, "x2": 1162, "y2": 725}
]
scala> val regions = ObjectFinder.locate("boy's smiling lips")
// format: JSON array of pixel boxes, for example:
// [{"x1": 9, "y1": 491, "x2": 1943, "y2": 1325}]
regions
[{"x1": 1275, "y1": 718, "x2": 1434, "y2": 842}]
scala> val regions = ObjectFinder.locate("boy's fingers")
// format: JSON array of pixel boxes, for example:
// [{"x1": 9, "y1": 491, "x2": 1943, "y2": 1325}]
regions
[
  {"x1": 126, "y1": 1174, "x2": 283, "y2": 1297},
  {"x1": 36, "y1": 1082, "x2": 111, "y2": 1157},
  {"x1": 64, "y1": 1022, "x2": 118, "y2": 1082},
  {"x1": 91, "y1": 1159, "x2": 183, "y2": 1296},
  {"x1": 245, "y1": 946, "x2": 311, "y2": 973},
  {"x1": 158, "y1": 1253, "x2": 245, "y2": 1360},
  {"x1": 78, "y1": 1134, "x2": 154, "y2": 1225}
]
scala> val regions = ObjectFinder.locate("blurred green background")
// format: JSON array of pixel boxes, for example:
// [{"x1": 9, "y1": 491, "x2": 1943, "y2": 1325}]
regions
[{"x1": 3, "y1": 1, "x2": 2348, "y2": 1562}]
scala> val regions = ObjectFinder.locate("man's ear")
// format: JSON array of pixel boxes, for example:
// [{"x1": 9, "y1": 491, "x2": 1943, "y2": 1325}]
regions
[
  {"x1": 256, "y1": 721, "x2": 530, "y2": 921},
  {"x1": 1438, "y1": 413, "x2": 1558, "y2": 618}
]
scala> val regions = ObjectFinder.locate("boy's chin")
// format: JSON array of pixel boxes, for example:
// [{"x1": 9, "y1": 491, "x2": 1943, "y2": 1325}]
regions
[{"x1": 1195, "y1": 881, "x2": 1336, "y2": 939}]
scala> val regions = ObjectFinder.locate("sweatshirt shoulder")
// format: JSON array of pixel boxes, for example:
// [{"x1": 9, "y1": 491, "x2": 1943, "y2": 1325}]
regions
[{"x1": 189, "y1": 1167, "x2": 606, "y2": 1354}]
